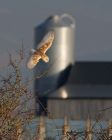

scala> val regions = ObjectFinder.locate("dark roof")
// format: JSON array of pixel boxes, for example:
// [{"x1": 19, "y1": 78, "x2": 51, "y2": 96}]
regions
[
  {"x1": 36, "y1": 61, "x2": 112, "y2": 98},
  {"x1": 68, "y1": 61, "x2": 112, "y2": 84},
  {"x1": 39, "y1": 84, "x2": 112, "y2": 99}
]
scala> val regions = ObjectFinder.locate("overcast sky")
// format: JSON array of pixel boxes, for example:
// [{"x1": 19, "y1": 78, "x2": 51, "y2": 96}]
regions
[{"x1": 0, "y1": 0, "x2": 112, "y2": 68}]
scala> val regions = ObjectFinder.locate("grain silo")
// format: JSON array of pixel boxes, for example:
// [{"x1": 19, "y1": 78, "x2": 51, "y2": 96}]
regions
[{"x1": 34, "y1": 14, "x2": 76, "y2": 96}]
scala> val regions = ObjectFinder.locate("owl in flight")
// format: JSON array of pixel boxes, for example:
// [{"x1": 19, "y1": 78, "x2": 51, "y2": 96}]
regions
[{"x1": 27, "y1": 31, "x2": 55, "y2": 69}]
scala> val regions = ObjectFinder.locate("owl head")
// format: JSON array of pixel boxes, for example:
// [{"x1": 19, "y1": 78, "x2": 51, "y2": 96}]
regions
[{"x1": 41, "y1": 54, "x2": 49, "y2": 63}]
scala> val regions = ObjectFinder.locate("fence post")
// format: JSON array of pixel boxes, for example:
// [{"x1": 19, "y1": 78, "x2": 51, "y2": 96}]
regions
[
  {"x1": 61, "y1": 116, "x2": 70, "y2": 140},
  {"x1": 108, "y1": 119, "x2": 112, "y2": 139},
  {"x1": 85, "y1": 116, "x2": 92, "y2": 140},
  {"x1": 37, "y1": 116, "x2": 46, "y2": 140}
]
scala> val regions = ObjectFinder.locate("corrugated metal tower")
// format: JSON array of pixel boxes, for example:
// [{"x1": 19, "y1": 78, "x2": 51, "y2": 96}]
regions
[{"x1": 34, "y1": 14, "x2": 76, "y2": 115}]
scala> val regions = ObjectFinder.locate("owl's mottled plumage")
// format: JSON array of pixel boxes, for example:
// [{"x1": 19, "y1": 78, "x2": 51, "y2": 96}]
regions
[{"x1": 27, "y1": 31, "x2": 54, "y2": 69}]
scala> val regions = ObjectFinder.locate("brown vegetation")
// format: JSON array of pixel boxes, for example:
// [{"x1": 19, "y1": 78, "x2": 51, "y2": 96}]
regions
[{"x1": 0, "y1": 49, "x2": 35, "y2": 140}]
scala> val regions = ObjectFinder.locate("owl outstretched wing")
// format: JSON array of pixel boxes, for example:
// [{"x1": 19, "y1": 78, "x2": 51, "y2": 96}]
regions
[
  {"x1": 27, "y1": 31, "x2": 54, "y2": 69},
  {"x1": 27, "y1": 52, "x2": 41, "y2": 69},
  {"x1": 38, "y1": 31, "x2": 55, "y2": 54}
]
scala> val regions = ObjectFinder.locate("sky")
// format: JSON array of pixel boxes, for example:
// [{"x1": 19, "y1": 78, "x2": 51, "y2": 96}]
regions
[{"x1": 0, "y1": 0, "x2": 112, "y2": 69}]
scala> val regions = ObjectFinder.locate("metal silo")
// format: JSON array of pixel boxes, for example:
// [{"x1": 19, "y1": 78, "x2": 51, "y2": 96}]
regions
[{"x1": 34, "y1": 14, "x2": 76, "y2": 95}]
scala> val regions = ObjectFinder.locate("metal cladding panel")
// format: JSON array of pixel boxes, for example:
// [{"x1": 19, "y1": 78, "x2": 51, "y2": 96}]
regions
[
  {"x1": 47, "y1": 99, "x2": 112, "y2": 120},
  {"x1": 36, "y1": 84, "x2": 112, "y2": 117}
]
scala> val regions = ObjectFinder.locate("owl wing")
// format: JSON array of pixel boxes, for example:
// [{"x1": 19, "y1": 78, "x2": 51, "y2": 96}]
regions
[
  {"x1": 38, "y1": 31, "x2": 54, "y2": 54},
  {"x1": 27, "y1": 52, "x2": 41, "y2": 69}
]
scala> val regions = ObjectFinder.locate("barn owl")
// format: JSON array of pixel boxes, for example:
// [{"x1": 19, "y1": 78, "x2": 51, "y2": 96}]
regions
[{"x1": 27, "y1": 31, "x2": 55, "y2": 69}]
